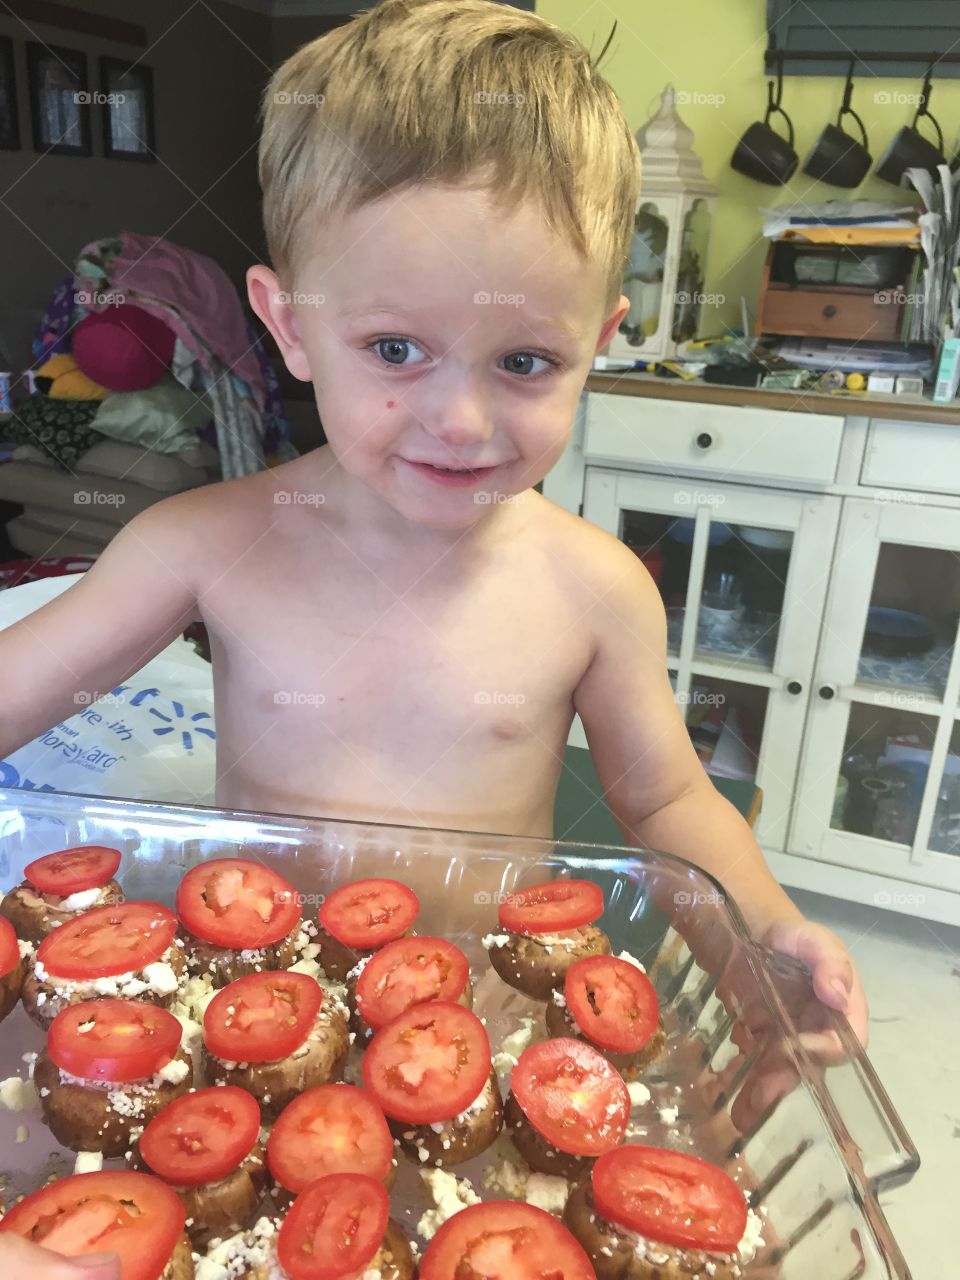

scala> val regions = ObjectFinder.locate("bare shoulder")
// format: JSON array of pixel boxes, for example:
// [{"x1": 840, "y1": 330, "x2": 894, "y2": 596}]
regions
[{"x1": 528, "y1": 492, "x2": 662, "y2": 600}]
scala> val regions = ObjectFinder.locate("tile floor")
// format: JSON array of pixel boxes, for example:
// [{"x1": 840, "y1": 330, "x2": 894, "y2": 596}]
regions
[{"x1": 787, "y1": 887, "x2": 958, "y2": 1280}]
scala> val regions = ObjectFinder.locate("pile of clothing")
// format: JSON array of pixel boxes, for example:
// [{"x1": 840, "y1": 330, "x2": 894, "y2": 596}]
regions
[{"x1": 0, "y1": 231, "x2": 296, "y2": 556}]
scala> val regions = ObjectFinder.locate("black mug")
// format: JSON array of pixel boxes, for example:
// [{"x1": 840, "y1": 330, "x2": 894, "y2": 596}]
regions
[
  {"x1": 803, "y1": 64, "x2": 872, "y2": 188},
  {"x1": 731, "y1": 79, "x2": 797, "y2": 186},
  {"x1": 876, "y1": 79, "x2": 945, "y2": 186}
]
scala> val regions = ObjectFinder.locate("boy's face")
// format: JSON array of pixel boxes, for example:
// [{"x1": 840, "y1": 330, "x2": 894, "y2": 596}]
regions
[{"x1": 249, "y1": 184, "x2": 628, "y2": 531}]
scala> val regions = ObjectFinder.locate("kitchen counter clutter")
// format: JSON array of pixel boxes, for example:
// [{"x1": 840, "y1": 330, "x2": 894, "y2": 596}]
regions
[{"x1": 547, "y1": 376, "x2": 960, "y2": 926}]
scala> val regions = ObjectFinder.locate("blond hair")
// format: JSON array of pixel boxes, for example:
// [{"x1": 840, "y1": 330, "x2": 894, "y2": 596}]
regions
[{"x1": 259, "y1": 0, "x2": 640, "y2": 304}]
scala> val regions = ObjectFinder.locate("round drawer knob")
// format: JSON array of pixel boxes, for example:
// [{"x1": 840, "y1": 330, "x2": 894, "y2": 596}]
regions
[
  {"x1": 818, "y1": 684, "x2": 836, "y2": 700},
  {"x1": 822, "y1": 304, "x2": 838, "y2": 318},
  {"x1": 786, "y1": 679, "x2": 803, "y2": 695},
  {"x1": 696, "y1": 432, "x2": 713, "y2": 449}
]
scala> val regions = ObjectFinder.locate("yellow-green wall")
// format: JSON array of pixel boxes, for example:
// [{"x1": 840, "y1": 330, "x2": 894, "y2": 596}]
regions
[{"x1": 538, "y1": 0, "x2": 959, "y2": 336}]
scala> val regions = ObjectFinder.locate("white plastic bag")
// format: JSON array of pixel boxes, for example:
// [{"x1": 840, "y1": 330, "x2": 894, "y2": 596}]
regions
[{"x1": 0, "y1": 575, "x2": 216, "y2": 804}]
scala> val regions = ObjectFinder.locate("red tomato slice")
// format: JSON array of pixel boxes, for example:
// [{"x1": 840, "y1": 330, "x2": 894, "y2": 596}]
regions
[
  {"x1": 318, "y1": 878, "x2": 419, "y2": 949},
  {"x1": 203, "y1": 970, "x2": 322, "y2": 1063},
  {"x1": 0, "y1": 915, "x2": 19, "y2": 978},
  {"x1": 48, "y1": 999, "x2": 182, "y2": 1083},
  {"x1": 140, "y1": 1086, "x2": 260, "y2": 1187},
  {"x1": 0, "y1": 1170, "x2": 184, "y2": 1280},
  {"x1": 421, "y1": 1201, "x2": 595, "y2": 1280},
  {"x1": 512, "y1": 1037, "x2": 629, "y2": 1156},
  {"x1": 593, "y1": 1145, "x2": 748, "y2": 1253},
  {"x1": 498, "y1": 879, "x2": 604, "y2": 935},
  {"x1": 362, "y1": 1000, "x2": 491, "y2": 1125},
  {"x1": 268, "y1": 1085, "x2": 393, "y2": 1193},
  {"x1": 356, "y1": 936, "x2": 469, "y2": 1030},
  {"x1": 37, "y1": 900, "x2": 177, "y2": 980},
  {"x1": 24, "y1": 845, "x2": 121, "y2": 897},
  {"x1": 565, "y1": 954, "x2": 660, "y2": 1053},
  {"x1": 277, "y1": 1173, "x2": 388, "y2": 1280},
  {"x1": 176, "y1": 858, "x2": 301, "y2": 949}
]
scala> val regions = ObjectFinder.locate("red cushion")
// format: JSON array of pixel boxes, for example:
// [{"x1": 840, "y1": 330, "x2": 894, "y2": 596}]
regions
[{"x1": 72, "y1": 303, "x2": 175, "y2": 392}]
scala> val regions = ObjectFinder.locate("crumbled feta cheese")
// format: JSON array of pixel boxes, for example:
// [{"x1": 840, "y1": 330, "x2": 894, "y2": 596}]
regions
[
  {"x1": 0, "y1": 1076, "x2": 39, "y2": 1111},
  {"x1": 627, "y1": 1081, "x2": 651, "y2": 1108},
  {"x1": 288, "y1": 957, "x2": 322, "y2": 981},
  {"x1": 156, "y1": 1058, "x2": 191, "y2": 1086},
  {"x1": 551, "y1": 989, "x2": 566, "y2": 1007},
  {"x1": 417, "y1": 1168, "x2": 481, "y2": 1240},
  {"x1": 142, "y1": 961, "x2": 179, "y2": 996},
  {"x1": 658, "y1": 1104, "x2": 679, "y2": 1125},
  {"x1": 74, "y1": 1151, "x2": 104, "y2": 1174},
  {"x1": 616, "y1": 949, "x2": 646, "y2": 972},
  {"x1": 17, "y1": 938, "x2": 34, "y2": 960},
  {"x1": 738, "y1": 1207, "x2": 764, "y2": 1264},
  {"x1": 525, "y1": 1172, "x2": 570, "y2": 1215},
  {"x1": 61, "y1": 887, "x2": 102, "y2": 911},
  {"x1": 481, "y1": 933, "x2": 511, "y2": 949}
]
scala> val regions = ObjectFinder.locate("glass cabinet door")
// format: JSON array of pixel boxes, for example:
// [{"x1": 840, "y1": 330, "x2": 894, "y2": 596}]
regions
[
  {"x1": 583, "y1": 469, "x2": 839, "y2": 851},
  {"x1": 791, "y1": 498, "x2": 960, "y2": 900}
]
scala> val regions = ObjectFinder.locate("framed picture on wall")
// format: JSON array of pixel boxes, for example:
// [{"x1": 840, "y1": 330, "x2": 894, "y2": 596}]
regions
[
  {"x1": 0, "y1": 37, "x2": 20, "y2": 151},
  {"x1": 100, "y1": 57, "x2": 155, "y2": 162},
  {"x1": 25, "y1": 42, "x2": 91, "y2": 156}
]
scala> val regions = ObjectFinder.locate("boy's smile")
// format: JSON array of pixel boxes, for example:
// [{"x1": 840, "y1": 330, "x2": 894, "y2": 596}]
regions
[{"x1": 249, "y1": 184, "x2": 628, "y2": 538}]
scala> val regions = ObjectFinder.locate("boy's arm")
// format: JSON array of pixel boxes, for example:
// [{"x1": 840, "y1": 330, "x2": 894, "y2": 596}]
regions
[
  {"x1": 0, "y1": 495, "x2": 202, "y2": 760},
  {"x1": 572, "y1": 537, "x2": 867, "y2": 1042}
]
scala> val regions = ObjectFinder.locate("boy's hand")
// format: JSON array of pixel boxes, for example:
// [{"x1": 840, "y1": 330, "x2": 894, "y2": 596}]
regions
[
  {"x1": 762, "y1": 917, "x2": 868, "y2": 1048},
  {"x1": 0, "y1": 1236, "x2": 120, "y2": 1277}
]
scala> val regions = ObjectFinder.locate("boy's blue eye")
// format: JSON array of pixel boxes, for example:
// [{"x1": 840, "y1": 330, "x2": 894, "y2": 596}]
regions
[
  {"x1": 375, "y1": 338, "x2": 426, "y2": 366},
  {"x1": 502, "y1": 352, "x2": 552, "y2": 376}
]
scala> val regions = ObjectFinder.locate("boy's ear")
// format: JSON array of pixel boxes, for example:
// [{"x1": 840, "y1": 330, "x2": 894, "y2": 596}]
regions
[
  {"x1": 595, "y1": 295, "x2": 631, "y2": 354},
  {"x1": 247, "y1": 265, "x2": 312, "y2": 382}
]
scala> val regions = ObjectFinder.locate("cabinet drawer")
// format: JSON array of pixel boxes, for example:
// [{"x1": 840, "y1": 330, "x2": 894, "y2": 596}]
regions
[
  {"x1": 584, "y1": 393, "x2": 843, "y2": 485},
  {"x1": 758, "y1": 287, "x2": 902, "y2": 341},
  {"x1": 863, "y1": 418, "x2": 960, "y2": 496}
]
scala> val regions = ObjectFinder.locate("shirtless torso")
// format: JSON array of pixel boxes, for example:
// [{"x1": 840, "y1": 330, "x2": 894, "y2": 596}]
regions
[{"x1": 191, "y1": 447, "x2": 601, "y2": 837}]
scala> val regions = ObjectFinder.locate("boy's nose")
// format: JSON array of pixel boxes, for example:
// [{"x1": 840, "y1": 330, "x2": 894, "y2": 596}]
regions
[{"x1": 420, "y1": 371, "x2": 494, "y2": 447}]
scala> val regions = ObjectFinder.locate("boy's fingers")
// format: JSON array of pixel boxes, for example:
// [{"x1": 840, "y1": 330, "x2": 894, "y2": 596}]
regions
[
  {"x1": 763, "y1": 920, "x2": 854, "y2": 998},
  {"x1": 0, "y1": 1236, "x2": 121, "y2": 1278}
]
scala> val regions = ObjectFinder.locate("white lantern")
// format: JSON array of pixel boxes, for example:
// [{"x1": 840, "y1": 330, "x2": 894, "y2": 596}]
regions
[{"x1": 607, "y1": 84, "x2": 720, "y2": 363}]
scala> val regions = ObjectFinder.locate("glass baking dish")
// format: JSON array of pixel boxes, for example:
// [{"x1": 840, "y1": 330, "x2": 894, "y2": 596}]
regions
[{"x1": 0, "y1": 786, "x2": 919, "y2": 1278}]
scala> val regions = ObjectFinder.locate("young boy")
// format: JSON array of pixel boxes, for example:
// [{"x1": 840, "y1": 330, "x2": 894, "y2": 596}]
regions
[{"x1": 0, "y1": 2, "x2": 865, "y2": 1272}]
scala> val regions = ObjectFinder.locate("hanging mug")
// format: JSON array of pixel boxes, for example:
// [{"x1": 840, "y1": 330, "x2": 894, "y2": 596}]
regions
[
  {"x1": 731, "y1": 69, "x2": 798, "y2": 186},
  {"x1": 876, "y1": 68, "x2": 945, "y2": 186},
  {"x1": 802, "y1": 61, "x2": 872, "y2": 188}
]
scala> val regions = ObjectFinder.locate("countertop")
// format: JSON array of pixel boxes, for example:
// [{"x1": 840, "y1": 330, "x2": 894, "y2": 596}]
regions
[{"x1": 586, "y1": 369, "x2": 960, "y2": 425}]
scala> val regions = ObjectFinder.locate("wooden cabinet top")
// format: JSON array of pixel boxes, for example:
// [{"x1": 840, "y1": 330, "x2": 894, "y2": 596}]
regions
[{"x1": 586, "y1": 370, "x2": 960, "y2": 426}]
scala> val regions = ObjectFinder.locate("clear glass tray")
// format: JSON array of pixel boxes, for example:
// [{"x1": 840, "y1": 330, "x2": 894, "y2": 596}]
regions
[{"x1": 0, "y1": 787, "x2": 919, "y2": 1278}]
